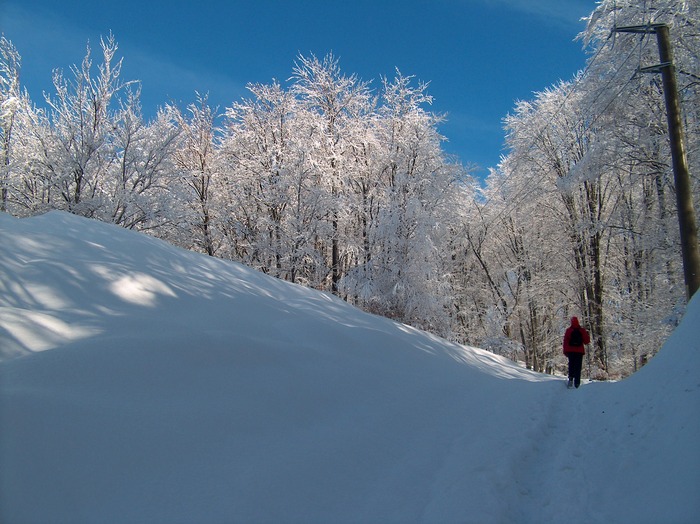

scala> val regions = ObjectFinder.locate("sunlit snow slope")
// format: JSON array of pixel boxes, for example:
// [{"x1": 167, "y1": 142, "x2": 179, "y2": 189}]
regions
[{"x1": 1, "y1": 211, "x2": 698, "y2": 524}]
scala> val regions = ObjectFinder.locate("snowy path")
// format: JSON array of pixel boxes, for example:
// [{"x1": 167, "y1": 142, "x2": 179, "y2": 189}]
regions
[{"x1": 503, "y1": 381, "x2": 605, "y2": 523}]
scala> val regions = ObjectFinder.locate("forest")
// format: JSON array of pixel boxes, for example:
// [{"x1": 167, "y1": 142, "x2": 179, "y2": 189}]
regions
[{"x1": 1, "y1": 0, "x2": 698, "y2": 379}]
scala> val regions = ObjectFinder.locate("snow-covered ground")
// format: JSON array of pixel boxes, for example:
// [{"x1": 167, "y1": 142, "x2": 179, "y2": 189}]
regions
[{"x1": 1, "y1": 211, "x2": 698, "y2": 524}]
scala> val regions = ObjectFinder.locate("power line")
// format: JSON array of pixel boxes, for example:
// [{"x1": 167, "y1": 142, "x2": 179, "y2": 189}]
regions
[
  {"x1": 474, "y1": 31, "x2": 645, "y2": 231},
  {"x1": 476, "y1": 30, "x2": 638, "y2": 212}
]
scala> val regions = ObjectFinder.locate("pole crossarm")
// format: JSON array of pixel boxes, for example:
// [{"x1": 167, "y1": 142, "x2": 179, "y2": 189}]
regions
[
  {"x1": 613, "y1": 23, "x2": 666, "y2": 34},
  {"x1": 638, "y1": 63, "x2": 672, "y2": 74}
]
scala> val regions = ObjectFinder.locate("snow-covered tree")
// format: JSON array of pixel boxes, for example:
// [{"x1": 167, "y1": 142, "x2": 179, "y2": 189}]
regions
[
  {"x1": 39, "y1": 34, "x2": 133, "y2": 216},
  {"x1": 169, "y1": 95, "x2": 221, "y2": 255},
  {"x1": 220, "y1": 80, "x2": 325, "y2": 283},
  {"x1": 0, "y1": 35, "x2": 22, "y2": 212},
  {"x1": 343, "y1": 71, "x2": 466, "y2": 335},
  {"x1": 104, "y1": 90, "x2": 181, "y2": 232},
  {"x1": 291, "y1": 52, "x2": 374, "y2": 294}
]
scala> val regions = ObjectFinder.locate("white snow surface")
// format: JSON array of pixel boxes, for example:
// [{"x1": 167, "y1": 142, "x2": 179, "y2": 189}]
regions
[{"x1": 1, "y1": 211, "x2": 698, "y2": 524}]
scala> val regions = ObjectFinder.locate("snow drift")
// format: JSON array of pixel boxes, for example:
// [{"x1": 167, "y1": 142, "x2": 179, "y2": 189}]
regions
[{"x1": 1, "y1": 211, "x2": 698, "y2": 523}]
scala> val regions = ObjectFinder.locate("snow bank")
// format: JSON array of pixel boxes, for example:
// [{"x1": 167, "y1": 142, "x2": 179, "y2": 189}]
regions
[{"x1": 1, "y1": 211, "x2": 698, "y2": 523}]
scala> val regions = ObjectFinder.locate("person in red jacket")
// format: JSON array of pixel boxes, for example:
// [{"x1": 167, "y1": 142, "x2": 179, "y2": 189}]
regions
[{"x1": 563, "y1": 316, "x2": 590, "y2": 388}]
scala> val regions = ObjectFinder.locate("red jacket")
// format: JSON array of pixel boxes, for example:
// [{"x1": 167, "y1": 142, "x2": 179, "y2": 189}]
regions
[{"x1": 563, "y1": 317, "x2": 590, "y2": 355}]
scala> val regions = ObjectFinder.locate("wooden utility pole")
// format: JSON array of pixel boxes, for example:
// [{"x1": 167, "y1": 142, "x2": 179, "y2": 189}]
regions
[{"x1": 615, "y1": 23, "x2": 700, "y2": 300}]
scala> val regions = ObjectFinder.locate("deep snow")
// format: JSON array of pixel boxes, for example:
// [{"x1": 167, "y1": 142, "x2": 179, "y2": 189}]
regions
[{"x1": 1, "y1": 211, "x2": 698, "y2": 524}]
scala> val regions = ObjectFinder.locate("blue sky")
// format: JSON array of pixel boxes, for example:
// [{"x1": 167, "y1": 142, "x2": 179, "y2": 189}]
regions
[{"x1": 1, "y1": 0, "x2": 596, "y2": 177}]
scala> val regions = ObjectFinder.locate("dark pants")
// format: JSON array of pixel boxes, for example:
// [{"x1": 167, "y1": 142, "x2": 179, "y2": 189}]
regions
[{"x1": 567, "y1": 353, "x2": 584, "y2": 387}]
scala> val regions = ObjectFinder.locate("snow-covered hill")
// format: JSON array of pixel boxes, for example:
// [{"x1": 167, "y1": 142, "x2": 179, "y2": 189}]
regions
[{"x1": 1, "y1": 211, "x2": 698, "y2": 524}]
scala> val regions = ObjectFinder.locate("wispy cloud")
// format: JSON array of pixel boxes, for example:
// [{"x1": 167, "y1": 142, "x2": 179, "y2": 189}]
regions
[
  {"x1": 123, "y1": 44, "x2": 249, "y2": 112},
  {"x1": 471, "y1": 0, "x2": 593, "y2": 31},
  {"x1": 2, "y1": 3, "x2": 84, "y2": 87},
  {"x1": 1, "y1": 2, "x2": 247, "y2": 114}
]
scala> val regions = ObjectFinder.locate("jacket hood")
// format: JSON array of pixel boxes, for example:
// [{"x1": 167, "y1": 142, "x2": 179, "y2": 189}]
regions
[{"x1": 571, "y1": 316, "x2": 580, "y2": 328}]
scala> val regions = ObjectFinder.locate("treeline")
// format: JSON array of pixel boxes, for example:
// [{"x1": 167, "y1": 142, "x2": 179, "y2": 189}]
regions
[{"x1": 1, "y1": 0, "x2": 697, "y2": 378}]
